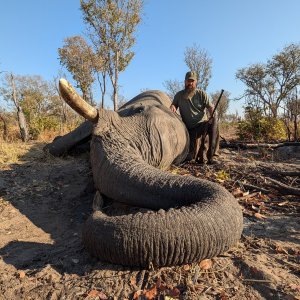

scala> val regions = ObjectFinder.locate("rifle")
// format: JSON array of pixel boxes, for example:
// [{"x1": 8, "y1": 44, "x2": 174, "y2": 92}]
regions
[
  {"x1": 196, "y1": 89, "x2": 224, "y2": 162},
  {"x1": 210, "y1": 89, "x2": 224, "y2": 121}
]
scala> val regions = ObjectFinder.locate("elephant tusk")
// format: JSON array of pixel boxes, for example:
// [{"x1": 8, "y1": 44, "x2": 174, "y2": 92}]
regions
[{"x1": 59, "y1": 78, "x2": 99, "y2": 123}]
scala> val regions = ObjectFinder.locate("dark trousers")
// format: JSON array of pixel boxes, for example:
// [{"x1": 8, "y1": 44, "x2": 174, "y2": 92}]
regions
[{"x1": 187, "y1": 120, "x2": 219, "y2": 163}]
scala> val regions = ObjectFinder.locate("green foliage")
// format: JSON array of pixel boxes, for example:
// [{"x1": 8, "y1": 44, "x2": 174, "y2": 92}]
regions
[
  {"x1": 80, "y1": 0, "x2": 143, "y2": 110},
  {"x1": 237, "y1": 116, "x2": 286, "y2": 142},
  {"x1": 29, "y1": 116, "x2": 61, "y2": 140},
  {"x1": 236, "y1": 43, "x2": 300, "y2": 119},
  {"x1": 58, "y1": 36, "x2": 95, "y2": 103}
]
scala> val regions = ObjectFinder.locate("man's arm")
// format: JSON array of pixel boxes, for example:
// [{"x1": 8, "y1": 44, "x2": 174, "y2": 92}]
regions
[
  {"x1": 170, "y1": 93, "x2": 179, "y2": 113},
  {"x1": 170, "y1": 104, "x2": 177, "y2": 113}
]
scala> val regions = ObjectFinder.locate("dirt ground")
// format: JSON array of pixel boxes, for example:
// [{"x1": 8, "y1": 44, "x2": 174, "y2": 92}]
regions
[{"x1": 0, "y1": 142, "x2": 299, "y2": 300}]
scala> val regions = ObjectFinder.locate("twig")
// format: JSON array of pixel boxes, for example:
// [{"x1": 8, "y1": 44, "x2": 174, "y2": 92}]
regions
[
  {"x1": 237, "y1": 191, "x2": 261, "y2": 201},
  {"x1": 243, "y1": 279, "x2": 272, "y2": 283},
  {"x1": 262, "y1": 169, "x2": 300, "y2": 177},
  {"x1": 200, "y1": 262, "x2": 232, "y2": 274},
  {"x1": 242, "y1": 183, "x2": 270, "y2": 194},
  {"x1": 265, "y1": 177, "x2": 300, "y2": 196}
]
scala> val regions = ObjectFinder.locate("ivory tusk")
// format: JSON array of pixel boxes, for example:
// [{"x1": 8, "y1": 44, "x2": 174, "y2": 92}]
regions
[{"x1": 59, "y1": 78, "x2": 98, "y2": 123}]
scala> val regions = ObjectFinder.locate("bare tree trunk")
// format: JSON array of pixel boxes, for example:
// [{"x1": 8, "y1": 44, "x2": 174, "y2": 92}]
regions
[
  {"x1": 0, "y1": 112, "x2": 8, "y2": 141},
  {"x1": 101, "y1": 73, "x2": 106, "y2": 109},
  {"x1": 53, "y1": 77, "x2": 67, "y2": 134},
  {"x1": 283, "y1": 117, "x2": 291, "y2": 141},
  {"x1": 96, "y1": 71, "x2": 106, "y2": 109},
  {"x1": 17, "y1": 107, "x2": 29, "y2": 142},
  {"x1": 294, "y1": 114, "x2": 298, "y2": 141},
  {"x1": 113, "y1": 51, "x2": 119, "y2": 111},
  {"x1": 11, "y1": 74, "x2": 29, "y2": 142}
]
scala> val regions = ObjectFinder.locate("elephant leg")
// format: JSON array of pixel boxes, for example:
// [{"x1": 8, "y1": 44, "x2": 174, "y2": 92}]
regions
[
  {"x1": 213, "y1": 129, "x2": 220, "y2": 157},
  {"x1": 93, "y1": 190, "x2": 104, "y2": 211},
  {"x1": 207, "y1": 117, "x2": 219, "y2": 163}
]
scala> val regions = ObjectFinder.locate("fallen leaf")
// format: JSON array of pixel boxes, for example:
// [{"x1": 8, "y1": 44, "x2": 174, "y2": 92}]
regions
[
  {"x1": 218, "y1": 290, "x2": 229, "y2": 300},
  {"x1": 278, "y1": 201, "x2": 289, "y2": 206},
  {"x1": 199, "y1": 258, "x2": 213, "y2": 270},
  {"x1": 275, "y1": 246, "x2": 288, "y2": 254},
  {"x1": 156, "y1": 279, "x2": 167, "y2": 291},
  {"x1": 133, "y1": 290, "x2": 142, "y2": 299},
  {"x1": 232, "y1": 188, "x2": 244, "y2": 197},
  {"x1": 243, "y1": 191, "x2": 250, "y2": 197},
  {"x1": 289, "y1": 283, "x2": 300, "y2": 292},
  {"x1": 144, "y1": 285, "x2": 157, "y2": 300},
  {"x1": 171, "y1": 169, "x2": 179, "y2": 174},
  {"x1": 182, "y1": 264, "x2": 191, "y2": 271},
  {"x1": 251, "y1": 205, "x2": 260, "y2": 212},
  {"x1": 168, "y1": 287, "x2": 180, "y2": 298},
  {"x1": 98, "y1": 291, "x2": 108, "y2": 300},
  {"x1": 254, "y1": 212, "x2": 267, "y2": 219},
  {"x1": 87, "y1": 290, "x2": 108, "y2": 299},
  {"x1": 130, "y1": 277, "x2": 137, "y2": 286},
  {"x1": 17, "y1": 271, "x2": 26, "y2": 279}
]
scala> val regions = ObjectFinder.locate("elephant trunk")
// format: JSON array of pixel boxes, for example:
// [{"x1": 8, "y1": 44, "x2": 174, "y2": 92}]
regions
[{"x1": 83, "y1": 159, "x2": 243, "y2": 266}]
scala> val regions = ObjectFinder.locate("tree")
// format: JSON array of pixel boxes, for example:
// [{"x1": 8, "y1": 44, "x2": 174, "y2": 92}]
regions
[
  {"x1": 80, "y1": 0, "x2": 143, "y2": 111},
  {"x1": 284, "y1": 88, "x2": 299, "y2": 141},
  {"x1": 236, "y1": 43, "x2": 300, "y2": 118},
  {"x1": 163, "y1": 79, "x2": 182, "y2": 100},
  {"x1": 52, "y1": 72, "x2": 68, "y2": 129},
  {"x1": 0, "y1": 109, "x2": 8, "y2": 141},
  {"x1": 163, "y1": 45, "x2": 213, "y2": 98},
  {"x1": 0, "y1": 73, "x2": 29, "y2": 142},
  {"x1": 184, "y1": 44, "x2": 212, "y2": 91},
  {"x1": 58, "y1": 35, "x2": 95, "y2": 104},
  {"x1": 91, "y1": 49, "x2": 108, "y2": 109},
  {"x1": 0, "y1": 74, "x2": 69, "y2": 140},
  {"x1": 211, "y1": 90, "x2": 230, "y2": 121}
]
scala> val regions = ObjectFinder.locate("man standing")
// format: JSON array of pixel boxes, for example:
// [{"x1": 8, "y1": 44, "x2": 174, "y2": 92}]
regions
[{"x1": 170, "y1": 71, "x2": 218, "y2": 164}]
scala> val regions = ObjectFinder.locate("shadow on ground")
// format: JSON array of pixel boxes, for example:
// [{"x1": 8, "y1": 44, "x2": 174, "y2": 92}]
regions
[{"x1": 0, "y1": 143, "x2": 99, "y2": 275}]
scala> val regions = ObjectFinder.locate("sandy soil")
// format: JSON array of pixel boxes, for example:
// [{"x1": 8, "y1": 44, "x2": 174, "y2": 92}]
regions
[{"x1": 0, "y1": 142, "x2": 299, "y2": 300}]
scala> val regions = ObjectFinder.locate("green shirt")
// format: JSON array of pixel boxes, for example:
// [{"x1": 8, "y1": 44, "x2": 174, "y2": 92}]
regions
[{"x1": 172, "y1": 89, "x2": 211, "y2": 129}]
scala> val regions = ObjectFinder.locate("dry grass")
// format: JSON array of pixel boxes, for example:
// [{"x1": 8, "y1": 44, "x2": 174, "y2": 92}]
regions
[
  {"x1": 219, "y1": 122, "x2": 238, "y2": 141},
  {"x1": 0, "y1": 126, "x2": 73, "y2": 165},
  {"x1": 0, "y1": 141, "x2": 33, "y2": 164},
  {"x1": 0, "y1": 140, "x2": 51, "y2": 165}
]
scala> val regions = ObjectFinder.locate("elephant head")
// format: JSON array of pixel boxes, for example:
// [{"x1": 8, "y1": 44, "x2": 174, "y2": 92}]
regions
[{"x1": 57, "y1": 79, "x2": 243, "y2": 267}]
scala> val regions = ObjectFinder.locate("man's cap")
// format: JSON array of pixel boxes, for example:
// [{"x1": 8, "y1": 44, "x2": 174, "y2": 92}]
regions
[{"x1": 185, "y1": 71, "x2": 197, "y2": 81}]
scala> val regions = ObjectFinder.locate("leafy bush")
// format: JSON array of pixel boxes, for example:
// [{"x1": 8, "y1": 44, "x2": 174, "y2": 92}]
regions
[
  {"x1": 237, "y1": 117, "x2": 286, "y2": 142},
  {"x1": 29, "y1": 116, "x2": 61, "y2": 140}
]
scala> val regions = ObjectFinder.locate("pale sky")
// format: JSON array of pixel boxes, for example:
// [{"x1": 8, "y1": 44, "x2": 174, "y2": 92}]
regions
[{"x1": 0, "y1": 0, "x2": 299, "y2": 115}]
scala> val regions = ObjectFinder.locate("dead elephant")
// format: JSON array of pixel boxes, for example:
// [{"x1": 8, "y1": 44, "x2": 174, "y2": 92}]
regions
[{"x1": 46, "y1": 79, "x2": 243, "y2": 267}]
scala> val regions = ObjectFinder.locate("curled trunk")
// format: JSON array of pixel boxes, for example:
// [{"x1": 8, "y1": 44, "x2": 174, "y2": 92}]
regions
[{"x1": 83, "y1": 171, "x2": 242, "y2": 267}]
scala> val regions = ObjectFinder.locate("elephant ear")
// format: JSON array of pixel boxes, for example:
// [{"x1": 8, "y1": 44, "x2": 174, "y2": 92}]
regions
[{"x1": 59, "y1": 79, "x2": 99, "y2": 123}]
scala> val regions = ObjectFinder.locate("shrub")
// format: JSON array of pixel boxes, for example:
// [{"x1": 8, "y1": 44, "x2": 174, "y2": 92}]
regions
[
  {"x1": 237, "y1": 117, "x2": 286, "y2": 142},
  {"x1": 29, "y1": 116, "x2": 61, "y2": 140}
]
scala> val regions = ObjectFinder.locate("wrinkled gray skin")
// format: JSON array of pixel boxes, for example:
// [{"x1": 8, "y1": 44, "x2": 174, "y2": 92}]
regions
[{"x1": 78, "y1": 90, "x2": 243, "y2": 267}]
